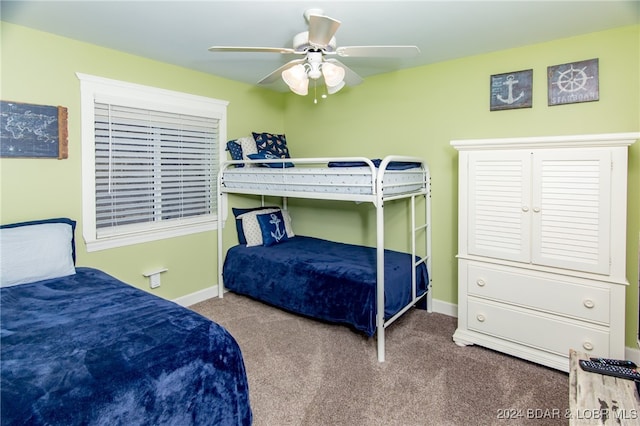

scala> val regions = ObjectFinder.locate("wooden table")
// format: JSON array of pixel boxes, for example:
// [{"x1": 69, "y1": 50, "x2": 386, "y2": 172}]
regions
[{"x1": 569, "y1": 349, "x2": 640, "y2": 425}]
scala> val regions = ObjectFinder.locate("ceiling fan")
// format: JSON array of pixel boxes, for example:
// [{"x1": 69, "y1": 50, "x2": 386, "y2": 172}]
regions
[{"x1": 208, "y1": 9, "x2": 420, "y2": 98}]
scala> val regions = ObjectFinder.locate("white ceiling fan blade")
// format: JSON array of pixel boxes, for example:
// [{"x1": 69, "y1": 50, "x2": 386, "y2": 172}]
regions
[
  {"x1": 325, "y1": 59, "x2": 363, "y2": 86},
  {"x1": 208, "y1": 46, "x2": 297, "y2": 54},
  {"x1": 258, "y1": 59, "x2": 306, "y2": 85},
  {"x1": 308, "y1": 14, "x2": 341, "y2": 48},
  {"x1": 335, "y1": 45, "x2": 420, "y2": 58}
]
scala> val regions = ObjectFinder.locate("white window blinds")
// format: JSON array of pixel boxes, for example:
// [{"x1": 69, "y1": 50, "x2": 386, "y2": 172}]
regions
[
  {"x1": 94, "y1": 102, "x2": 218, "y2": 237},
  {"x1": 78, "y1": 73, "x2": 227, "y2": 251}
]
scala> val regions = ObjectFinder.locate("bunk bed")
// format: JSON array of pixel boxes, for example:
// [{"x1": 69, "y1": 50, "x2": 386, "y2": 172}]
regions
[
  {"x1": 217, "y1": 155, "x2": 431, "y2": 362},
  {"x1": 1, "y1": 218, "x2": 252, "y2": 425}
]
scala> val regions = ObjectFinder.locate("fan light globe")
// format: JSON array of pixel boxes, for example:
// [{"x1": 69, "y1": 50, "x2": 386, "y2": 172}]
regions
[
  {"x1": 289, "y1": 78, "x2": 309, "y2": 96},
  {"x1": 322, "y1": 63, "x2": 345, "y2": 87},
  {"x1": 326, "y1": 80, "x2": 345, "y2": 95},
  {"x1": 282, "y1": 64, "x2": 309, "y2": 95}
]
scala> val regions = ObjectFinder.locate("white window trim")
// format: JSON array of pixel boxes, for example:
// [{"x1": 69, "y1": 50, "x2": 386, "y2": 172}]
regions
[{"x1": 77, "y1": 73, "x2": 228, "y2": 252}]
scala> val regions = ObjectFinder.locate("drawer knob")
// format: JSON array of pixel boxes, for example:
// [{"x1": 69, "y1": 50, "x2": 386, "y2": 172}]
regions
[
  {"x1": 533, "y1": 207, "x2": 541, "y2": 213},
  {"x1": 583, "y1": 299, "x2": 595, "y2": 309},
  {"x1": 522, "y1": 206, "x2": 529, "y2": 212},
  {"x1": 476, "y1": 278, "x2": 486, "y2": 287},
  {"x1": 476, "y1": 314, "x2": 486, "y2": 323},
  {"x1": 583, "y1": 341, "x2": 594, "y2": 351}
]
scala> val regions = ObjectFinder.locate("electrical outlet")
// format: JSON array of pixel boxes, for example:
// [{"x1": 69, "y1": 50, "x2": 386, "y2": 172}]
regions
[
  {"x1": 149, "y1": 273, "x2": 161, "y2": 289},
  {"x1": 143, "y1": 268, "x2": 167, "y2": 289}
]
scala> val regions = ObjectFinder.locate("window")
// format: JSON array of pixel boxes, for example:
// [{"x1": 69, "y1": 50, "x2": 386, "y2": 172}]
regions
[{"x1": 77, "y1": 73, "x2": 228, "y2": 251}]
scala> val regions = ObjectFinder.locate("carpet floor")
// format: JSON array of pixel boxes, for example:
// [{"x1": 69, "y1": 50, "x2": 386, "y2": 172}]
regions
[{"x1": 190, "y1": 293, "x2": 569, "y2": 426}]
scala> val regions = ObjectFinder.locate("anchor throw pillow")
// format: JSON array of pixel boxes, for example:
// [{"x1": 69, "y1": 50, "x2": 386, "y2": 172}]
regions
[
  {"x1": 237, "y1": 208, "x2": 294, "y2": 247},
  {"x1": 256, "y1": 210, "x2": 289, "y2": 247}
]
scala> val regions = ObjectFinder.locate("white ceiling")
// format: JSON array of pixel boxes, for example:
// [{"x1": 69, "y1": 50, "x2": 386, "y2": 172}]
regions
[{"x1": 2, "y1": 1, "x2": 639, "y2": 92}]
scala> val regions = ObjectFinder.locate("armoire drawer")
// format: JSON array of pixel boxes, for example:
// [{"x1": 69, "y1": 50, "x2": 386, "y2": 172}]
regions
[
  {"x1": 467, "y1": 298, "x2": 609, "y2": 356},
  {"x1": 466, "y1": 263, "x2": 610, "y2": 324}
]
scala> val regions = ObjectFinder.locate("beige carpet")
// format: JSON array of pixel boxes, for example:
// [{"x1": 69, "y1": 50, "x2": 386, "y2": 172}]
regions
[{"x1": 190, "y1": 293, "x2": 569, "y2": 426}]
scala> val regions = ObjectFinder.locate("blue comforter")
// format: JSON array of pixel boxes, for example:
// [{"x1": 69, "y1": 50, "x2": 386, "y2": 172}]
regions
[
  {"x1": 1, "y1": 267, "x2": 252, "y2": 426},
  {"x1": 223, "y1": 236, "x2": 429, "y2": 336}
]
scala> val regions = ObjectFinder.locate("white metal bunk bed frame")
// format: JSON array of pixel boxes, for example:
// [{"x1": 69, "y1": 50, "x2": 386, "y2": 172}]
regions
[{"x1": 216, "y1": 156, "x2": 432, "y2": 362}]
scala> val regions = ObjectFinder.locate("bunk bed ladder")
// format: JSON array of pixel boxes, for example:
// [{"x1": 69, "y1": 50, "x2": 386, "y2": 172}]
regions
[
  {"x1": 382, "y1": 191, "x2": 431, "y2": 328},
  {"x1": 417, "y1": 174, "x2": 432, "y2": 312},
  {"x1": 377, "y1": 166, "x2": 431, "y2": 362},
  {"x1": 411, "y1": 193, "x2": 432, "y2": 311}
]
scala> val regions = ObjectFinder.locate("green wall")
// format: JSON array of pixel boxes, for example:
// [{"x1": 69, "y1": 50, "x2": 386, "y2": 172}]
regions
[
  {"x1": 1, "y1": 22, "x2": 639, "y2": 347},
  {"x1": 0, "y1": 22, "x2": 285, "y2": 299},
  {"x1": 282, "y1": 25, "x2": 640, "y2": 346}
]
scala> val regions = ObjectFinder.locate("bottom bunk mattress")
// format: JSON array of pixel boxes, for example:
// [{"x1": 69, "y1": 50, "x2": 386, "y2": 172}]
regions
[
  {"x1": 222, "y1": 236, "x2": 429, "y2": 336},
  {"x1": 1, "y1": 267, "x2": 252, "y2": 426}
]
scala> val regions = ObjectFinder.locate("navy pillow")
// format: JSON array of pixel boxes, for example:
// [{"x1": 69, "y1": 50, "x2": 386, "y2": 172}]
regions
[
  {"x1": 1, "y1": 217, "x2": 77, "y2": 263},
  {"x1": 226, "y1": 140, "x2": 244, "y2": 167},
  {"x1": 256, "y1": 210, "x2": 289, "y2": 246},
  {"x1": 247, "y1": 152, "x2": 294, "y2": 168},
  {"x1": 232, "y1": 206, "x2": 279, "y2": 244},
  {"x1": 252, "y1": 132, "x2": 291, "y2": 158},
  {"x1": 327, "y1": 159, "x2": 421, "y2": 170}
]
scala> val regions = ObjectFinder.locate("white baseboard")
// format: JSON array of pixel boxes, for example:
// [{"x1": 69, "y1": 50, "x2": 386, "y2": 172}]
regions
[
  {"x1": 176, "y1": 291, "x2": 458, "y2": 314},
  {"x1": 431, "y1": 298, "x2": 458, "y2": 317},
  {"x1": 625, "y1": 345, "x2": 640, "y2": 366},
  {"x1": 173, "y1": 284, "x2": 218, "y2": 307},
  {"x1": 175, "y1": 290, "x2": 640, "y2": 363}
]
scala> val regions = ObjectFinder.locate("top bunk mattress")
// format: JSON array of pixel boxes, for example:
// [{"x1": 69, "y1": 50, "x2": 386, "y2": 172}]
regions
[{"x1": 220, "y1": 157, "x2": 428, "y2": 198}]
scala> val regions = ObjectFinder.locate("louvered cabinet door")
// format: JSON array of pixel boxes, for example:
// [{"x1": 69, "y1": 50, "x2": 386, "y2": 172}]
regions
[
  {"x1": 531, "y1": 149, "x2": 611, "y2": 274},
  {"x1": 467, "y1": 151, "x2": 531, "y2": 263}
]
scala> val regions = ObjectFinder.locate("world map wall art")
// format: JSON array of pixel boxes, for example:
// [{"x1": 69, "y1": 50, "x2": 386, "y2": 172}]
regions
[{"x1": 0, "y1": 101, "x2": 68, "y2": 159}]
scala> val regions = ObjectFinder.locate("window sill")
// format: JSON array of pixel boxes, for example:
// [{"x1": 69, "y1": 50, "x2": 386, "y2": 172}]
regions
[{"x1": 84, "y1": 220, "x2": 218, "y2": 252}]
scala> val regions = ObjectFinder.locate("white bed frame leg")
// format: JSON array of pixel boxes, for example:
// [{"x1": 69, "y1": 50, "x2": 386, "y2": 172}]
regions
[
  {"x1": 217, "y1": 172, "x2": 225, "y2": 299},
  {"x1": 376, "y1": 191, "x2": 385, "y2": 362},
  {"x1": 377, "y1": 325, "x2": 385, "y2": 362}
]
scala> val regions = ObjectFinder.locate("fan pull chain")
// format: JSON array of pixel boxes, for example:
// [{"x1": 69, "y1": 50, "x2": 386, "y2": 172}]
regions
[{"x1": 313, "y1": 80, "x2": 318, "y2": 104}]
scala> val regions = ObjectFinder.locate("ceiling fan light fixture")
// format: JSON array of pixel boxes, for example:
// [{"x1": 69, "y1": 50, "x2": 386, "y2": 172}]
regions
[
  {"x1": 321, "y1": 62, "x2": 345, "y2": 87},
  {"x1": 289, "y1": 77, "x2": 309, "y2": 96},
  {"x1": 326, "y1": 80, "x2": 345, "y2": 95},
  {"x1": 209, "y1": 9, "x2": 419, "y2": 94},
  {"x1": 282, "y1": 64, "x2": 309, "y2": 95}
]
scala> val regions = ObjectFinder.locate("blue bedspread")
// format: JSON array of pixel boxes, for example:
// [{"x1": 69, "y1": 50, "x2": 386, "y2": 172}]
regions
[
  {"x1": 327, "y1": 159, "x2": 422, "y2": 170},
  {"x1": 222, "y1": 236, "x2": 428, "y2": 336},
  {"x1": 1, "y1": 267, "x2": 252, "y2": 426}
]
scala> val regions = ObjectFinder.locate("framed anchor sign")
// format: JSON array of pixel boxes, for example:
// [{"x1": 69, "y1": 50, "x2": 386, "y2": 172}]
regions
[{"x1": 490, "y1": 69, "x2": 533, "y2": 111}]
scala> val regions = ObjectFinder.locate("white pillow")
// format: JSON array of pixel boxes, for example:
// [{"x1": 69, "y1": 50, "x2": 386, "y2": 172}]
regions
[
  {"x1": 0, "y1": 222, "x2": 76, "y2": 287},
  {"x1": 238, "y1": 208, "x2": 294, "y2": 247},
  {"x1": 238, "y1": 136, "x2": 258, "y2": 168}
]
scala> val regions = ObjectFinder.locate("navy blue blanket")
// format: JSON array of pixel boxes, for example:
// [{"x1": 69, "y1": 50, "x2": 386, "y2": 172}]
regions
[
  {"x1": 223, "y1": 236, "x2": 428, "y2": 336},
  {"x1": 1, "y1": 267, "x2": 252, "y2": 426},
  {"x1": 327, "y1": 159, "x2": 422, "y2": 170}
]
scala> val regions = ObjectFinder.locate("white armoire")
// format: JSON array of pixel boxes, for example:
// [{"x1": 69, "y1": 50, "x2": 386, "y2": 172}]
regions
[{"x1": 451, "y1": 133, "x2": 638, "y2": 372}]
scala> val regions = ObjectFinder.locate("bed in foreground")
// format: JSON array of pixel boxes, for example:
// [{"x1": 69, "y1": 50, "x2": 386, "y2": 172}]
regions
[{"x1": 1, "y1": 218, "x2": 252, "y2": 426}]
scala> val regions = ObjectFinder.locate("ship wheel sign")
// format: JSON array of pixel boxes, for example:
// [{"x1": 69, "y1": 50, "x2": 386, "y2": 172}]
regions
[
  {"x1": 548, "y1": 58, "x2": 599, "y2": 106},
  {"x1": 490, "y1": 69, "x2": 533, "y2": 111}
]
